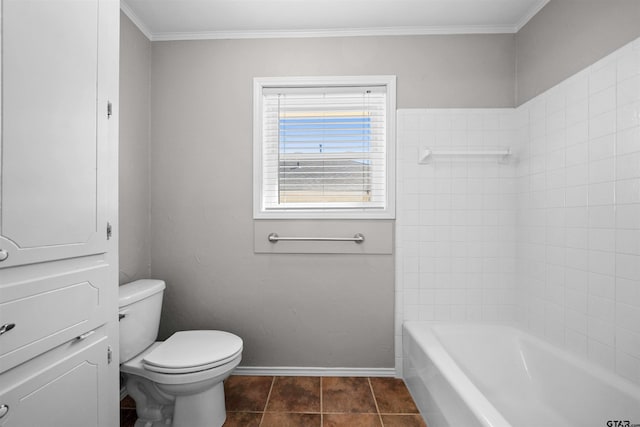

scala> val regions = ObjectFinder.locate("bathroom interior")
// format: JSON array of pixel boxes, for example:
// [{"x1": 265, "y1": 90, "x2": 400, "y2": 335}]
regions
[{"x1": 1, "y1": 0, "x2": 640, "y2": 426}]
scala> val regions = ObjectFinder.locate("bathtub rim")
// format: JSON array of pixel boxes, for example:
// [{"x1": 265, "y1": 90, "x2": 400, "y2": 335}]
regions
[
  {"x1": 423, "y1": 321, "x2": 640, "y2": 399},
  {"x1": 403, "y1": 321, "x2": 640, "y2": 427},
  {"x1": 403, "y1": 321, "x2": 511, "y2": 427}
]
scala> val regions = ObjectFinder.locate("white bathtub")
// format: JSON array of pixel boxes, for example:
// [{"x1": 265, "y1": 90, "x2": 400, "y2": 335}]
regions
[{"x1": 403, "y1": 322, "x2": 640, "y2": 427}]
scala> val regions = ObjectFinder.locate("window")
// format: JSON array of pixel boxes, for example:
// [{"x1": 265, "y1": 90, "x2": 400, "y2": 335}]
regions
[{"x1": 253, "y1": 76, "x2": 396, "y2": 219}]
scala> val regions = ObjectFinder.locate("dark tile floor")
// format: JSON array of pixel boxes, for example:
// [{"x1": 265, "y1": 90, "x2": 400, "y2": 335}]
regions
[{"x1": 121, "y1": 375, "x2": 426, "y2": 427}]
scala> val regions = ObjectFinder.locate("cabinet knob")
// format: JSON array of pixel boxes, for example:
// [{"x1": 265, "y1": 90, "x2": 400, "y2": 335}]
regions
[
  {"x1": 0, "y1": 249, "x2": 8, "y2": 262},
  {"x1": 0, "y1": 323, "x2": 15, "y2": 336},
  {"x1": 0, "y1": 404, "x2": 8, "y2": 419}
]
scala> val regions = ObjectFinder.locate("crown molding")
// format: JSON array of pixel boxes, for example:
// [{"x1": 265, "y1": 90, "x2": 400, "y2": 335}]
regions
[
  {"x1": 120, "y1": 0, "x2": 153, "y2": 41},
  {"x1": 150, "y1": 25, "x2": 517, "y2": 41},
  {"x1": 515, "y1": 0, "x2": 550, "y2": 32},
  {"x1": 119, "y1": 0, "x2": 546, "y2": 42}
]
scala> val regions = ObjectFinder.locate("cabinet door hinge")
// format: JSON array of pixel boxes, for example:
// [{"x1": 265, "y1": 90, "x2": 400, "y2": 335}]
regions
[
  {"x1": 106, "y1": 222, "x2": 112, "y2": 240},
  {"x1": 107, "y1": 346, "x2": 113, "y2": 364},
  {"x1": 107, "y1": 101, "x2": 112, "y2": 119}
]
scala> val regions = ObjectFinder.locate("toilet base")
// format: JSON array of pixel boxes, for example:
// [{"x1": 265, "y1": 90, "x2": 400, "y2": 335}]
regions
[
  {"x1": 127, "y1": 375, "x2": 228, "y2": 427},
  {"x1": 172, "y1": 382, "x2": 226, "y2": 427},
  {"x1": 126, "y1": 374, "x2": 174, "y2": 427}
]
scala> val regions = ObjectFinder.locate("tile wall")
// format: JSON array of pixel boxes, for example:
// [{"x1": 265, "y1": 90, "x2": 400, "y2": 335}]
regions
[
  {"x1": 516, "y1": 37, "x2": 640, "y2": 384},
  {"x1": 396, "y1": 37, "x2": 640, "y2": 384},
  {"x1": 395, "y1": 108, "x2": 520, "y2": 373}
]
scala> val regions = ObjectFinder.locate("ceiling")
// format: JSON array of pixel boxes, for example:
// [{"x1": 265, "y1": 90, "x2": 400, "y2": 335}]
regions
[{"x1": 121, "y1": 0, "x2": 550, "y2": 41}]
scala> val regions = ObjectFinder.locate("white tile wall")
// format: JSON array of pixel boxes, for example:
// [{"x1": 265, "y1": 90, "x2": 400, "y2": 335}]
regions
[
  {"x1": 395, "y1": 108, "x2": 519, "y2": 373},
  {"x1": 396, "y1": 37, "x2": 640, "y2": 384},
  {"x1": 516, "y1": 37, "x2": 640, "y2": 384}
]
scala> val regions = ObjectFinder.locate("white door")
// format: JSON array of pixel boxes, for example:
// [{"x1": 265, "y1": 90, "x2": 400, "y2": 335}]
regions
[{"x1": 0, "y1": 0, "x2": 119, "y2": 426}]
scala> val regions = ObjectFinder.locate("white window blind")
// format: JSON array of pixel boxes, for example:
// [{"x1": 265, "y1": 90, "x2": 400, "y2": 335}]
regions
[{"x1": 260, "y1": 85, "x2": 388, "y2": 214}]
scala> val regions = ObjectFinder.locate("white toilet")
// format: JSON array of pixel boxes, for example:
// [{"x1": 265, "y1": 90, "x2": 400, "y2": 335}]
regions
[{"x1": 118, "y1": 279, "x2": 243, "y2": 427}]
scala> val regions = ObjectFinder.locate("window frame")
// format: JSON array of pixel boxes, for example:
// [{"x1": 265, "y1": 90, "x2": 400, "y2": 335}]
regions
[{"x1": 253, "y1": 75, "x2": 396, "y2": 219}]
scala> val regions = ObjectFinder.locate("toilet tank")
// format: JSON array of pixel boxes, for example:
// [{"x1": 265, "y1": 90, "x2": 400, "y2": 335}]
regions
[{"x1": 118, "y1": 279, "x2": 166, "y2": 363}]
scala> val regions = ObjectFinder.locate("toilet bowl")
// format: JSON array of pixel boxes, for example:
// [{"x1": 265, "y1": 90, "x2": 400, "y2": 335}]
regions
[{"x1": 119, "y1": 280, "x2": 243, "y2": 427}]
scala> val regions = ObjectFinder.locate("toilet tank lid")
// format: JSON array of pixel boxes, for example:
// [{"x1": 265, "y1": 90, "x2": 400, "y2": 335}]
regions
[{"x1": 119, "y1": 279, "x2": 166, "y2": 307}]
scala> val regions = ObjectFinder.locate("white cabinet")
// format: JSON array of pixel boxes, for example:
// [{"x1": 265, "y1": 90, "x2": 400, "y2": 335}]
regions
[
  {"x1": 0, "y1": 328, "x2": 110, "y2": 427},
  {"x1": 0, "y1": 0, "x2": 119, "y2": 425},
  {"x1": 0, "y1": 258, "x2": 111, "y2": 373},
  {"x1": 0, "y1": 0, "x2": 113, "y2": 268}
]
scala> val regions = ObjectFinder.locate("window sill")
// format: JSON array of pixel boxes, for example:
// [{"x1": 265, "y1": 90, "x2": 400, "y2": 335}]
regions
[{"x1": 253, "y1": 209, "x2": 395, "y2": 220}]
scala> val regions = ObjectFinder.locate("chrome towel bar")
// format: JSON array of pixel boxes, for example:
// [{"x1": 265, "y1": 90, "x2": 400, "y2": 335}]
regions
[{"x1": 268, "y1": 232, "x2": 365, "y2": 244}]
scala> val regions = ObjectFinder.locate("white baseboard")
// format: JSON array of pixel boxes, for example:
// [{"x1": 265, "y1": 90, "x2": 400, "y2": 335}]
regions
[{"x1": 232, "y1": 366, "x2": 398, "y2": 378}]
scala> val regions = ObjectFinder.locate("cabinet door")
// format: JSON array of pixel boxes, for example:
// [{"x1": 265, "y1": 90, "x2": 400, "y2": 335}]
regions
[
  {"x1": 0, "y1": 0, "x2": 120, "y2": 425},
  {"x1": 0, "y1": 331, "x2": 110, "y2": 427},
  {"x1": 0, "y1": 0, "x2": 110, "y2": 268}
]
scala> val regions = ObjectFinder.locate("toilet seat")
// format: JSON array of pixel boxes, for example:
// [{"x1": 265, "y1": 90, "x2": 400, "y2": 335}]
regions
[
  {"x1": 121, "y1": 342, "x2": 242, "y2": 386},
  {"x1": 142, "y1": 330, "x2": 243, "y2": 374}
]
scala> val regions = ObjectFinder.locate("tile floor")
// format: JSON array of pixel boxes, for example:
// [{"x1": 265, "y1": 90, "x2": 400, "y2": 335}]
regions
[{"x1": 120, "y1": 375, "x2": 426, "y2": 427}]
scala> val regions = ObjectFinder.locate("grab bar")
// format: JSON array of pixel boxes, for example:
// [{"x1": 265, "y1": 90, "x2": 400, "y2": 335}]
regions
[{"x1": 268, "y1": 232, "x2": 365, "y2": 244}]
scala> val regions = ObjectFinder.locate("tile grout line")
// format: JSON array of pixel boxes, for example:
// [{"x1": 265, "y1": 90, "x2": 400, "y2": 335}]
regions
[
  {"x1": 320, "y1": 376, "x2": 323, "y2": 427},
  {"x1": 367, "y1": 377, "x2": 385, "y2": 427},
  {"x1": 258, "y1": 376, "x2": 276, "y2": 427}
]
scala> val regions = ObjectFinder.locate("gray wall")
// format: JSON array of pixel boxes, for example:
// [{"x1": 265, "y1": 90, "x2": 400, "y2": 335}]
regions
[
  {"x1": 148, "y1": 35, "x2": 515, "y2": 367},
  {"x1": 120, "y1": 0, "x2": 640, "y2": 368},
  {"x1": 516, "y1": 0, "x2": 640, "y2": 105},
  {"x1": 119, "y1": 12, "x2": 152, "y2": 284}
]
